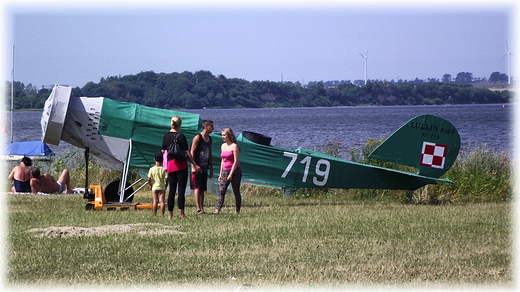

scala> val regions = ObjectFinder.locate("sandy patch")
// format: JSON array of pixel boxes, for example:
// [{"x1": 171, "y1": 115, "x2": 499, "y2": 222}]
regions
[{"x1": 27, "y1": 223, "x2": 186, "y2": 238}]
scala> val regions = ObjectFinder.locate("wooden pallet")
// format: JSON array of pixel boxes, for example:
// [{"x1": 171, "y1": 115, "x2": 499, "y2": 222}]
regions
[{"x1": 101, "y1": 202, "x2": 139, "y2": 211}]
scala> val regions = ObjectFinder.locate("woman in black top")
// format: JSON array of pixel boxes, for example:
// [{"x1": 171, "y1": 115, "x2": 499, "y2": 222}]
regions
[{"x1": 162, "y1": 115, "x2": 200, "y2": 219}]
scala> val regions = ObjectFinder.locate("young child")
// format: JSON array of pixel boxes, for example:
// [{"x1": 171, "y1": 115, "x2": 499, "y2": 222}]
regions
[{"x1": 148, "y1": 152, "x2": 168, "y2": 216}]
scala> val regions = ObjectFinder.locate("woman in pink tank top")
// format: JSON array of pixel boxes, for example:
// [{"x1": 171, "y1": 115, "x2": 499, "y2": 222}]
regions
[{"x1": 214, "y1": 127, "x2": 242, "y2": 214}]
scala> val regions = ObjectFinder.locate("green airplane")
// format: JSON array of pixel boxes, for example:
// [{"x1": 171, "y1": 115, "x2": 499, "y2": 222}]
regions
[
  {"x1": 41, "y1": 85, "x2": 460, "y2": 201},
  {"x1": 238, "y1": 114, "x2": 460, "y2": 198}
]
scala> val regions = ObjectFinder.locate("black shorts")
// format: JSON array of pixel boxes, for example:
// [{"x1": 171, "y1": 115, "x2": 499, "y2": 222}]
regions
[{"x1": 191, "y1": 170, "x2": 208, "y2": 191}]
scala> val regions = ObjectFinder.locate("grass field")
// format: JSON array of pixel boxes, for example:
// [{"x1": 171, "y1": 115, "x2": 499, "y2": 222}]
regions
[
  {"x1": 4, "y1": 188, "x2": 513, "y2": 291},
  {"x1": 4, "y1": 145, "x2": 514, "y2": 291}
]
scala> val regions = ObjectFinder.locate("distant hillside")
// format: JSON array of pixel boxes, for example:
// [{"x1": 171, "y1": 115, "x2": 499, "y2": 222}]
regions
[{"x1": 4, "y1": 70, "x2": 514, "y2": 110}]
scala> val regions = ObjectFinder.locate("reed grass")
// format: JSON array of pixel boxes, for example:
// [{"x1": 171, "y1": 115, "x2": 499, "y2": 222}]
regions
[
  {"x1": 425, "y1": 146, "x2": 513, "y2": 204},
  {"x1": 347, "y1": 139, "x2": 513, "y2": 204}
]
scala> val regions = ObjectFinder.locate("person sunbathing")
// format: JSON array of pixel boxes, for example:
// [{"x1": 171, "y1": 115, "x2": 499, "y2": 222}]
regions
[
  {"x1": 8, "y1": 156, "x2": 33, "y2": 193},
  {"x1": 29, "y1": 167, "x2": 73, "y2": 194}
]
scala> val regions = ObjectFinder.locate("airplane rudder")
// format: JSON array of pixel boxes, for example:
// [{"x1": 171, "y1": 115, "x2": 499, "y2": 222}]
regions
[{"x1": 369, "y1": 114, "x2": 460, "y2": 178}]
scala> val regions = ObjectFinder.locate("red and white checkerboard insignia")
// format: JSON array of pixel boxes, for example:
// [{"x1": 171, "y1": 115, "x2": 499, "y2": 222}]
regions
[{"x1": 420, "y1": 142, "x2": 447, "y2": 169}]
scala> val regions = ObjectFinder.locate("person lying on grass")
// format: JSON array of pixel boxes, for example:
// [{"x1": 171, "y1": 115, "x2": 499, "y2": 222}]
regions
[{"x1": 29, "y1": 167, "x2": 73, "y2": 194}]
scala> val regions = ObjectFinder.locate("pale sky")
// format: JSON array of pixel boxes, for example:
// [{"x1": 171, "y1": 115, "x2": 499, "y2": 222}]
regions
[{"x1": 1, "y1": 1, "x2": 517, "y2": 89}]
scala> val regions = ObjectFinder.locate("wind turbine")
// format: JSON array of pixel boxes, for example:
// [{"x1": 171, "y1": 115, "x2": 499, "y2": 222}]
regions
[
  {"x1": 500, "y1": 41, "x2": 512, "y2": 84},
  {"x1": 359, "y1": 51, "x2": 368, "y2": 85}
]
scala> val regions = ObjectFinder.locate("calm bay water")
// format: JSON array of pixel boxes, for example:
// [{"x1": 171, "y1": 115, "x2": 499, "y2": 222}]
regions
[
  {"x1": 2, "y1": 104, "x2": 514, "y2": 158},
  {"x1": 187, "y1": 104, "x2": 514, "y2": 156}
]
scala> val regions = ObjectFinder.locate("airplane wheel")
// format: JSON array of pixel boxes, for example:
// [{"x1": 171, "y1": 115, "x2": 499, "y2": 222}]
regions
[{"x1": 104, "y1": 179, "x2": 134, "y2": 203}]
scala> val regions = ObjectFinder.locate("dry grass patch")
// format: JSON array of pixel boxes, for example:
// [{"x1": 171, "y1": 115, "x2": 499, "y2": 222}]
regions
[{"x1": 27, "y1": 223, "x2": 186, "y2": 238}]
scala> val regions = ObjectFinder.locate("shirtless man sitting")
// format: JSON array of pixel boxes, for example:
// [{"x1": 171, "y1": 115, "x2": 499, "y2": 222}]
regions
[
  {"x1": 30, "y1": 167, "x2": 73, "y2": 194},
  {"x1": 8, "y1": 156, "x2": 33, "y2": 193}
]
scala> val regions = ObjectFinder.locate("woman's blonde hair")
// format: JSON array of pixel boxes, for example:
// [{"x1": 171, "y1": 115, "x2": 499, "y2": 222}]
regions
[
  {"x1": 222, "y1": 128, "x2": 240, "y2": 153},
  {"x1": 171, "y1": 115, "x2": 182, "y2": 130}
]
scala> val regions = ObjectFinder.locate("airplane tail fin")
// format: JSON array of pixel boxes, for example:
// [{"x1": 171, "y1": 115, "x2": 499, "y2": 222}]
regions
[{"x1": 368, "y1": 115, "x2": 460, "y2": 179}]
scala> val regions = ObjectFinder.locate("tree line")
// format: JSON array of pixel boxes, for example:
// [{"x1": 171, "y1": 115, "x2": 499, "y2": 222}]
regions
[{"x1": 4, "y1": 70, "x2": 512, "y2": 110}]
